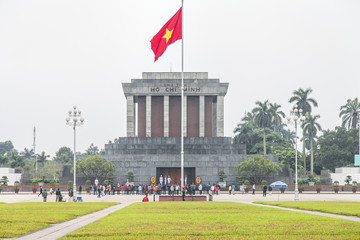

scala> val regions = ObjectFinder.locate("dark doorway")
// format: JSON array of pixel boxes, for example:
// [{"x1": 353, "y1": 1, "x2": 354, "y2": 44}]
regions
[{"x1": 156, "y1": 167, "x2": 195, "y2": 185}]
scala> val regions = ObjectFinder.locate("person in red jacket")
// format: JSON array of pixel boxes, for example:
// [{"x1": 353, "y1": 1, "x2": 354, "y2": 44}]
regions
[
  {"x1": 117, "y1": 184, "x2": 121, "y2": 195},
  {"x1": 142, "y1": 195, "x2": 149, "y2": 202}
]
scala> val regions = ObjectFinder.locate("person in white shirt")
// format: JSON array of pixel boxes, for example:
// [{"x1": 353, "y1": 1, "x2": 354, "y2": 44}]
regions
[
  {"x1": 159, "y1": 175, "x2": 163, "y2": 186},
  {"x1": 167, "y1": 176, "x2": 171, "y2": 185}
]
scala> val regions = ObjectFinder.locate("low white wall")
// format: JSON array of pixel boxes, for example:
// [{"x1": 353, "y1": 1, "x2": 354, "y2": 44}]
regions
[
  {"x1": 330, "y1": 167, "x2": 360, "y2": 185},
  {"x1": 0, "y1": 168, "x2": 22, "y2": 185}
]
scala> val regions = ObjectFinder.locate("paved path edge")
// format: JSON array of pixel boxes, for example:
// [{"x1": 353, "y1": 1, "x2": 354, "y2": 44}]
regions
[
  {"x1": 13, "y1": 202, "x2": 133, "y2": 240},
  {"x1": 249, "y1": 202, "x2": 360, "y2": 222}
]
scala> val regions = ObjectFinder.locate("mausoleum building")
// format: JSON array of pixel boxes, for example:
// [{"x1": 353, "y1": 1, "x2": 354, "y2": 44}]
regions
[{"x1": 105, "y1": 72, "x2": 289, "y2": 185}]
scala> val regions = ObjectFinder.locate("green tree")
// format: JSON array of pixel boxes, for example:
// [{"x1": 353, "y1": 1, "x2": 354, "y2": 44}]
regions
[
  {"x1": 0, "y1": 176, "x2": 9, "y2": 185},
  {"x1": 217, "y1": 170, "x2": 227, "y2": 182},
  {"x1": 126, "y1": 172, "x2": 135, "y2": 182},
  {"x1": 316, "y1": 127, "x2": 358, "y2": 172},
  {"x1": 36, "y1": 151, "x2": 49, "y2": 167},
  {"x1": 279, "y1": 128, "x2": 296, "y2": 146},
  {"x1": 233, "y1": 120, "x2": 256, "y2": 153},
  {"x1": 345, "y1": 175, "x2": 352, "y2": 185},
  {"x1": 85, "y1": 143, "x2": 100, "y2": 155},
  {"x1": 269, "y1": 102, "x2": 285, "y2": 132},
  {"x1": 302, "y1": 114, "x2": 322, "y2": 176},
  {"x1": 37, "y1": 161, "x2": 62, "y2": 181},
  {"x1": 235, "y1": 155, "x2": 282, "y2": 185},
  {"x1": 339, "y1": 98, "x2": 360, "y2": 130},
  {"x1": 53, "y1": 146, "x2": 73, "y2": 164},
  {"x1": 0, "y1": 141, "x2": 14, "y2": 155},
  {"x1": 289, "y1": 88, "x2": 318, "y2": 172},
  {"x1": 8, "y1": 150, "x2": 25, "y2": 168},
  {"x1": 76, "y1": 155, "x2": 115, "y2": 183},
  {"x1": 272, "y1": 146, "x2": 302, "y2": 174},
  {"x1": 20, "y1": 148, "x2": 34, "y2": 159},
  {"x1": 253, "y1": 100, "x2": 272, "y2": 154},
  {"x1": 249, "y1": 128, "x2": 291, "y2": 154}
]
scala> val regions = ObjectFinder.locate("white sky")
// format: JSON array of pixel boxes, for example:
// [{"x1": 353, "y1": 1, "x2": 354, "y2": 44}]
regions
[{"x1": 0, "y1": 0, "x2": 359, "y2": 157}]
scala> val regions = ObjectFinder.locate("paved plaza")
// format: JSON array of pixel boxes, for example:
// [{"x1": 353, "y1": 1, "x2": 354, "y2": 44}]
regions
[{"x1": 0, "y1": 192, "x2": 359, "y2": 239}]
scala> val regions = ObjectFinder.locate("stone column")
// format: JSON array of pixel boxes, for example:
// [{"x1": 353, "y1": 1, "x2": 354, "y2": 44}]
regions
[
  {"x1": 216, "y1": 96, "x2": 224, "y2": 137},
  {"x1": 126, "y1": 96, "x2": 135, "y2": 137},
  {"x1": 183, "y1": 96, "x2": 187, "y2": 137},
  {"x1": 199, "y1": 95, "x2": 205, "y2": 137},
  {"x1": 164, "y1": 96, "x2": 169, "y2": 137},
  {"x1": 146, "y1": 96, "x2": 151, "y2": 137}
]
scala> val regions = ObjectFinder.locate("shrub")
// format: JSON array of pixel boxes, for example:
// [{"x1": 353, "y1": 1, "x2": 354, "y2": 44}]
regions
[
  {"x1": 68, "y1": 180, "x2": 73, "y2": 189},
  {"x1": 217, "y1": 171, "x2": 227, "y2": 182},
  {"x1": 126, "y1": 172, "x2": 134, "y2": 182}
]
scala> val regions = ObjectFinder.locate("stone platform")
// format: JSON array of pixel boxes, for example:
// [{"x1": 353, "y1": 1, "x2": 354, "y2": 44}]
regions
[{"x1": 159, "y1": 195, "x2": 207, "y2": 201}]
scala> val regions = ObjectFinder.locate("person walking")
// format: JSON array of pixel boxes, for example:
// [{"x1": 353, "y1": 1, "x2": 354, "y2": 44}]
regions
[
  {"x1": 268, "y1": 186, "x2": 272, "y2": 196},
  {"x1": 182, "y1": 187, "x2": 186, "y2": 201},
  {"x1": 38, "y1": 186, "x2": 43, "y2": 197},
  {"x1": 228, "y1": 185, "x2": 232, "y2": 195},
  {"x1": 97, "y1": 187, "x2": 101, "y2": 198},
  {"x1": 42, "y1": 189, "x2": 48, "y2": 202},
  {"x1": 55, "y1": 188, "x2": 61, "y2": 202},
  {"x1": 263, "y1": 185, "x2": 268, "y2": 197},
  {"x1": 252, "y1": 184, "x2": 256, "y2": 195},
  {"x1": 231, "y1": 184, "x2": 235, "y2": 195},
  {"x1": 68, "y1": 188, "x2": 74, "y2": 202}
]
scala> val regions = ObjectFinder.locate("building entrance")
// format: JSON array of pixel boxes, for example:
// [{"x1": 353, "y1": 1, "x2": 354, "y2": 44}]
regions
[{"x1": 156, "y1": 167, "x2": 195, "y2": 185}]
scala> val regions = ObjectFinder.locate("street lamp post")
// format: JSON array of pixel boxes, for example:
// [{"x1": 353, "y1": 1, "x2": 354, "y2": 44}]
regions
[
  {"x1": 66, "y1": 106, "x2": 84, "y2": 198},
  {"x1": 287, "y1": 104, "x2": 305, "y2": 201}
]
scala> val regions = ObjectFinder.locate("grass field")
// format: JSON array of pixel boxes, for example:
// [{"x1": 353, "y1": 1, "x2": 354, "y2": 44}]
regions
[
  {"x1": 61, "y1": 202, "x2": 360, "y2": 239},
  {"x1": 255, "y1": 201, "x2": 360, "y2": 217},
  {"x1": 0, "y1": 202, "x2": 117, "y2": 238}
]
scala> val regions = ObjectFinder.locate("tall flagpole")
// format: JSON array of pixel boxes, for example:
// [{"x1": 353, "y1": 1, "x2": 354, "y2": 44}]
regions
[{"x1": 180, "y1": 0, "x2": 184, "y2": 190}]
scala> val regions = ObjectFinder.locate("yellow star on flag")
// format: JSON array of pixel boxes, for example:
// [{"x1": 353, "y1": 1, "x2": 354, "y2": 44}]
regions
[{"x1": 162, "y1": 28, "x2": 173, "y2": 44}]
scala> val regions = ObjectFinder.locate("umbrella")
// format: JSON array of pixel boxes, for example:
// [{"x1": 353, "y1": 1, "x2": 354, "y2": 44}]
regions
[{"x1": 270, "y1": 181, "x2": 287, "y2": 187}]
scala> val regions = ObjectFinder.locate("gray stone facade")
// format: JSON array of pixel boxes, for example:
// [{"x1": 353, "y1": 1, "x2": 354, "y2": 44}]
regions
[{"x1": 105, "y1": 137, "x2": 290, "y2": 185}]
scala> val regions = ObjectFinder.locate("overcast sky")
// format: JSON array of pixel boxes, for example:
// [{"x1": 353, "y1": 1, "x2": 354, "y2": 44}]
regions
[{"x1": 1, "y1": 0, "x2": 359, "y2": 157}]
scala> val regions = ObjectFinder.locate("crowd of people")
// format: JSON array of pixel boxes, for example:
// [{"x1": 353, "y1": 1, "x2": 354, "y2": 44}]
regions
[
  {"x1": 84, "y1": 183, "x2": 225, "y2": 196},
  {"x1": 38, "y1": 181, "x2": 274, "y2": 202}
]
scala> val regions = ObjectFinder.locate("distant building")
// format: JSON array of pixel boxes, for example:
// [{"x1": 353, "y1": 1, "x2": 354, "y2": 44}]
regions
[
  {"x1": 105, "y1": 72, "x2": 290, "y2": 185},
  {"x1": 0, "y1": 168, "x2": 21, "y2": 185},
  {"x1": 330, "y1": 167, "x2": 360, "y2": 185}
]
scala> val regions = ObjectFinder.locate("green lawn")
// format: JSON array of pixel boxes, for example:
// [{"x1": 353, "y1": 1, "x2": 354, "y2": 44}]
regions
[
  {"x1": 255, "y1": 201, "x2": 360, "y2": 217},
  {"x1": 62, "y1": 202, "x2": 360, "y2": 239},
  {"x1": 0, "y1": 202, "x2": 117, "y2": 238}
]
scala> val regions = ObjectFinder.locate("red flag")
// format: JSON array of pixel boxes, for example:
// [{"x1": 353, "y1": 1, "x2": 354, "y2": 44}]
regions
[{"x1": 151, "y1": 7, "x2": 182, "y2": 62}]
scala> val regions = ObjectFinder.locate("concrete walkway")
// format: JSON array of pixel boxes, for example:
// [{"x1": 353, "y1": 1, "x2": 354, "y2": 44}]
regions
[
  {"x1": 14, "y1": 203, "x2": 132, "y2": 240},
  {"x1": 1, "y1": 192, "x2": 359, "y2": 239}
]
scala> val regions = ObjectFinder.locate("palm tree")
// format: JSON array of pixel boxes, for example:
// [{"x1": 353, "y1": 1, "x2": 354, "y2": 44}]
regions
[
  {"x1": 302, "y1": 113, "x2": 322, "y2": 175},
  {"x1": 233, "y1": 121, "x2": 255, "y2": 153},
  {"x1": 289, "y1": 88, "x2": 318, "y2": 172},
  {"x1": 242, "y1": 111, "x2": 256, "y2": 123},
  {"x1": 280, "y1": 128, "x2": 296, "y2": 146},
  {"x1": 36, "y1": 152, "x2": 49, "y2": 167},
  {"x1": 86, "y1": 143, "x2": 100, "y2": 155},
  {"x1": 339, "y1": 98, "x2": 360, "y2": 130},
  {"x1": 253, "y1": 100, "x2": 272, "y2": 155},
  {"x1": 269, "y1": 102, "x2": 285, "y2": 132},
  {"x1": 21, "y1": 148, "x2": 34, "y2": 159}
]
